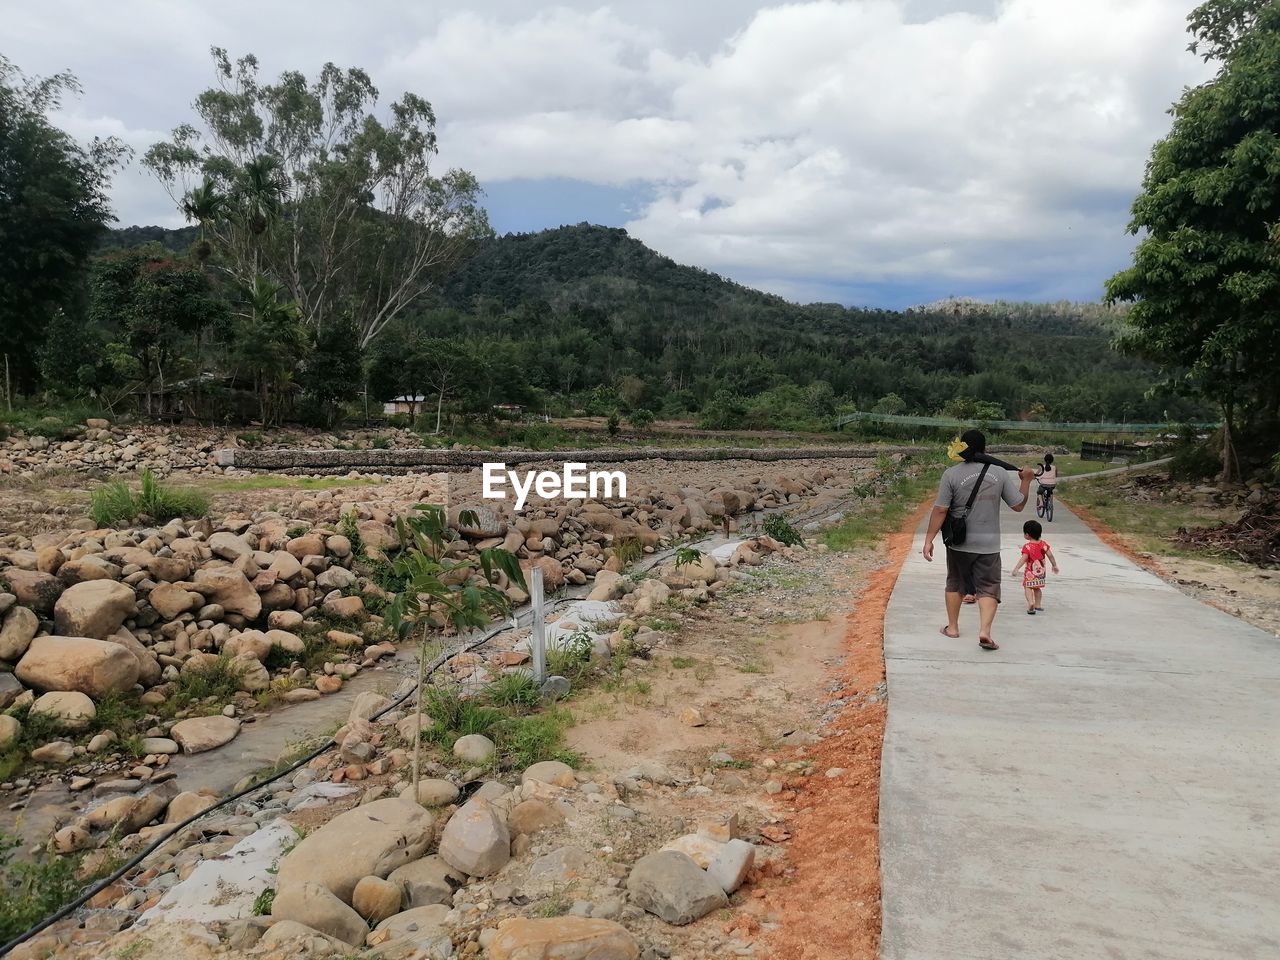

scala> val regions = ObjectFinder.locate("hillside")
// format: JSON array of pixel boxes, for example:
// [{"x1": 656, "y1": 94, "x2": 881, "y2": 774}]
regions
[{"x1": 100, "y1": 222, "x2": 1198, "y2": 425}]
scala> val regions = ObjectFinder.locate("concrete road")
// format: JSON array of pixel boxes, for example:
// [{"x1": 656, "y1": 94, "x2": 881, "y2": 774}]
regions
[{"x1": 880, "y1": 502, "x2": 1280, "y2": 960}]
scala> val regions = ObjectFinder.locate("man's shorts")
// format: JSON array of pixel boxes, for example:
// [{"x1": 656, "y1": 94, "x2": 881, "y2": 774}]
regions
[{"x1": 945, "y1": 549, "x2": 1001, "y2": 602}]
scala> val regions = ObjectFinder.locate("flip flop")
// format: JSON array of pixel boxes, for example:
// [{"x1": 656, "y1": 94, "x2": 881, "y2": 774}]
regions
[
  {"x1": 939, "y1": 626, "x2": 960, "y2": 639},
  {"x1": 962, "y1": 595, "x2": 976, "y2": 605},
  {"x1": 978, "y1": 637, "x2": 999, "y2": 650}
]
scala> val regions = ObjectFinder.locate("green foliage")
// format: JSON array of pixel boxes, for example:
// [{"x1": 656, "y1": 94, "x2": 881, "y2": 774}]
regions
[
  {"x1": 763, "y1": 513, "x2": 804, "y2": 547},
  {"x1": 1169, "y1": 430, "x2": 1222, "y2": 482},
  {"x1": 381, "y1": 504, "x2": 524, "y2": 638},
  {"x1": 144, "y1": 48, "x2": 490, "y2": 349},
  {"x1": 0, "y1": 831, "x2": 89, "y2": 942},
  {"x1": 90, "y1": 469, "x2": 209, "y2": 527},
  {"x1": 611, "y1": 538, "x2": 643, "y2": 568},
  {"x1": 338, "y1": 511, "x2": 364, "y2": 560},
  {"x1": 628, "y1": 408, "x2": 655, "y2": 430},
  {"x1": 674, "y1": 547, "x2": 703, "y2": 568},
  {"x1": 298, "y1": 317, "x2": 363, "y2": 427},
  {"x1": 252, "y1": 887, "x2": 275, "y2": 916},
  {"x1": 1107, "y1": 0, "x2": 1280, "y2": 476},
  {"x1": 486, "y1": 671, "x2": 542, "y2": 708},
  {"x1": 606, "y1": 411, "x2": 620, "y2": 436},
  {"x1": 0, "y1": 56, "x2": 128, "y2": 393},
  {"x1": 414, "y1": 685, "x2": 505, "y2": 747},
  {"x1": 493, "y1": 709, "x2": 580, "y2": 769},
  {"x1": 167, "y1": 655, "x2": 245, "y2": 713}
]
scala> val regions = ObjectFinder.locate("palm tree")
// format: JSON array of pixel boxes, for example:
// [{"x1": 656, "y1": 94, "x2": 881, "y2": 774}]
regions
[
  {"x1": 181, "y1": 179, "x2": 226, "y2": 261},
  {"x1": 237, "y1": 155, "x2": 288, "y2": 237}
]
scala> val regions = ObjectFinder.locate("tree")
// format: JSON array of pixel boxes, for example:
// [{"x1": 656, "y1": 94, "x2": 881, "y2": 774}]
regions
[
  {"x1": 298, "y1": 317, "x2": 363, "y2": 426},
  {"x1": 0, "y1": 57, "x2": 127, "y2": 390},
  {"x1": 230, "y1": 276, "x2": 306, "y2": 426},
  {"x1": 145, "y1": 49, "x2": 491, "y2": 347},
  {"x1": 1106, "y1": 0, "x2": 1280, "y2": 479},
  {"x1": 89, "y1": 250, "x2": 228, "y2": 413}
]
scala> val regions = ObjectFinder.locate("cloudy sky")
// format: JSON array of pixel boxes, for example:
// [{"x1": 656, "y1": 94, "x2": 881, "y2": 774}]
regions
[{"x1": 11, "y1": 0, "x2": 1213, "y2": 308}]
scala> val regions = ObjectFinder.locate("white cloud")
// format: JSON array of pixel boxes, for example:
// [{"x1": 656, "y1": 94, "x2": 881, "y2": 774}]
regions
[{"x1": 9, "y1": 0, "x2": 1215, "y2": 302}]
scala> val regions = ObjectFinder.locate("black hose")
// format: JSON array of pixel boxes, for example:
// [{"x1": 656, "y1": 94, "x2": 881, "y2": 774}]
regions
[
  {"x1": 0, "y1": 614, "x2": 522, "y2": 957},
  {"x1": 1, "y1": 524, "x2": 767, "y2": 954}
]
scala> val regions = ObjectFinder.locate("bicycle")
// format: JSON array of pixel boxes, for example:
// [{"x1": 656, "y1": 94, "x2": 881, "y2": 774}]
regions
[{"x1": 1036, "y1": 484, "x2": 1055, "y2": 522}]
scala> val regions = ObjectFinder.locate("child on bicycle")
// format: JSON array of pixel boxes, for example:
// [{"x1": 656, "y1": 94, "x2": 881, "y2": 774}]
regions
[
  {"x1": 1011, "y1": 519, "x2": 1059, "y2": 614},
  {"x1": 1035, "y1": 453, "x2": 1058, "y2": 518}
]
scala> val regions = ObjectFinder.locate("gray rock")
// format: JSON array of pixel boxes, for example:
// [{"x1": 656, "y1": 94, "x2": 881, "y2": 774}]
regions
[
  {"x1": 387, "y1": 854, "x2": 463, "y2": 908},
  {"x1": 452, "y1": 733, "x2": 496, "y2": 764},
  {"x1": 437, "y1": 797, "x2": 509, "y2": 877},
  {"x1": 706, "y1": 838, "x2": 756, "y2": 893},
  {"x1": 626, "y1": 850, "x2": 728, "y2": 925}
]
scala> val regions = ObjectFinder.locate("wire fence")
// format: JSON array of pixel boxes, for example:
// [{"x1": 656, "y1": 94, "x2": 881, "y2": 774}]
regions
[{"x1": 833, "y1": 411, "x2": 1217, "y2": 435}]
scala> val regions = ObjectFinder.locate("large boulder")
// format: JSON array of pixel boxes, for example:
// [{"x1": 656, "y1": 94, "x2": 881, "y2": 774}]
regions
[
  {"x1": 30, "y1": 691, "x2": 95, "y2": 730},
  {"x1": 56, "y1": 556, "x2": 122, "y2": 586},
  {"x1": 625, "y1": 850, "x2": 728, "y2": 925},
  {"x1": 276, "y1": 798, "x2": 434, "y2": 903},
  {"x1": 170, "y1": 715, "x2": 241, "y2": 754},
  {"x1": 53, "y1": 580, "x2": 136, "y2": 640},
  {"x1": 106, "y1": 629, "x2": 162, "y2": 687},
  {"x1": 488, "y1": 917, "x2": 640, "y2": 960},
  {"x1": 192, "y1": 567, "x2": 261, "y2": 620},
  {"x1": 4, "y1": 569, "x2": 65, "y2": 615},
  {"x1": 82, "y1": 780, "x2": 179, "y2": 833},
  {"x1": 148, "y1": 582, "x2": 202, "y2": 619},
  {"x1": 16, "y1": 636, "x2": 139, "y2": 697},
  {"x1": 386, "y1": 855, "x2": 463, "y2": 909},
  {"x1": 437, "y1": 797, "x2": 510, "y2": 877},
  {"x1": 208, "y1": 532, "x2": 253, "y2": 562},
  {"x1": 369, "y1": 903, "x2": 450, "y2": 943},
  {"x1": 271, "y1": 881, "x2": 367, "y2": 946},
  {"x1": 0, "y1": 605, "x2": 39, "y2": 661}
]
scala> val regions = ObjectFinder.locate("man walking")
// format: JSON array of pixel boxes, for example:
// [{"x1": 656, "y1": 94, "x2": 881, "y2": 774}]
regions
[{"x1": 923, "y1": 429, "x2": 1034, "y2": 650}]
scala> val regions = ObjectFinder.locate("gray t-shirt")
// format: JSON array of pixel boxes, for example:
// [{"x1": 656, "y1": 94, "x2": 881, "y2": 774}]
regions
[{"x1": 934, "y1": 461, "x2": 1026, "y2": 555}]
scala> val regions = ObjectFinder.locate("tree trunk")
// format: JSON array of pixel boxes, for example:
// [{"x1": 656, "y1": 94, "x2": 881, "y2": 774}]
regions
[
  {"x1": 1221, "y1": 401, "x2": 1237, "y2": 484},
  {"x1": 435, "y1": 392, "x2": 444, "y2": 435}
]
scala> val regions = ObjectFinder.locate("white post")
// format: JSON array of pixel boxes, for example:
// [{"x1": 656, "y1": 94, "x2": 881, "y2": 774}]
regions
[{"x1": 530, "y1": 566, "x2": 546, "y2": 683}]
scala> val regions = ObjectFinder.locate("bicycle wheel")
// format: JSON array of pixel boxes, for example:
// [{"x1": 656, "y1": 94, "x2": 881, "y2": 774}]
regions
[
  {"x1": 1045, "y1": 495, "x2": 1054, "y2": 522},
  {"x1": 1036, "y1": 496, "x2": 1046, "y2": 518}
]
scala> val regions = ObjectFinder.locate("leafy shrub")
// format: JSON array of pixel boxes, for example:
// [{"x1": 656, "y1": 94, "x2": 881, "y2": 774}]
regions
[
  {"x1": 1169, "y1": 429, "x2": 1220, "y2": 482},
  {"x1": 338, "y1": 511, "x2": 364, "y2": 559},
  {"x1": 90, "y1": 469, "x2": 209, "y2": 527},
  {"x1": 606, "y1": 411, "x2": 620, "y2": 436},
  {"x1": 674, "y1": 546, "x2": 703, "y2": 568},
  {"x1": 763, "y1": 513, "x2": 804, "y2": 546},
  {"x1": 628, "y1": 408, "x2": 654, "y2": 430},
  {"x1": 0, "y1": 831, "x2": 91, "y2": 941}
]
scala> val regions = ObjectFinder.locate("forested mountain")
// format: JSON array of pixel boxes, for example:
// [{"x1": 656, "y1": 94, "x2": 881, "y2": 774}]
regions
[{"x1": 99, "y1": 221, "x2": 1198, "y2": 427}]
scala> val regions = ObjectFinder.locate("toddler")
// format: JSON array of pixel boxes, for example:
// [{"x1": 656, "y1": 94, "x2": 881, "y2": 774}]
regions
[{"x1": 1011, "y1": 519, "x2": 1058, "y2": 614}]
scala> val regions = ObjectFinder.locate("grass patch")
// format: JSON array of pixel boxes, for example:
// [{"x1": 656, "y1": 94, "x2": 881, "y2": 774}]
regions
[
  {"x1": 164, "y1": 655, "x2": 244, "y2": 716},
  {"x1": 198, "y1": 475, "x2": 370, "y2": 494},
  {"x1": 821, "y1": 460, "x2": 943, "y2": 551},
  {"x1": 486, "y1": 671, "x2": 542, "y2": 708},
  {"x1": 90, "y1": 468, "x2": 209, "y2": 527},
  {"x1": 671, "y1": 656, "x2": 698, "y2": 669},
  {"x1": 493, "y1": 709, "x2": 580, "y2": 769},
  {"x1": 1061, "y1": 471, "x2": 1239, "y2": 562}
]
